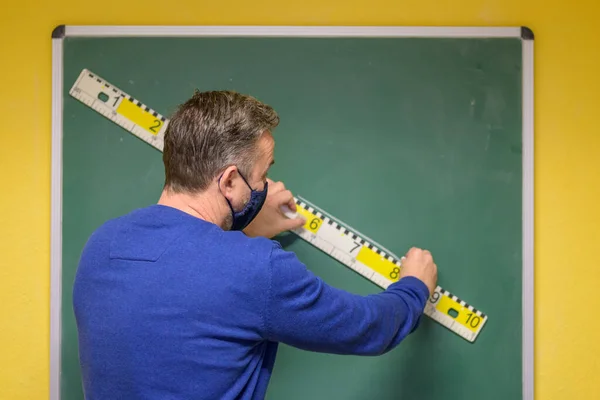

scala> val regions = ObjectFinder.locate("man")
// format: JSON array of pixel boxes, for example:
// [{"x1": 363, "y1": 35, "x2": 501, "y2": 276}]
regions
[{"x1": 73, "y1": 90, "x2": 438, "y2": 400}]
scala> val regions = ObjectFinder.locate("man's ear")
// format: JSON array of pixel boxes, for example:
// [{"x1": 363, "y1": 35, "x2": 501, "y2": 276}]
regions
[{"x1": 218, "y1": 165, "x2": 240, "y2": 196}]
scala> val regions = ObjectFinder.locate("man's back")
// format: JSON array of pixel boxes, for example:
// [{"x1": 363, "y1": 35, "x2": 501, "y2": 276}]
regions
[
  {"x1": 73, "y1": 204, "x2": 278, "y2": 400},
  {"x1": 73, "y1": 90, "x2": 438, "y2": 399},
  {"x1": 74, "y1": 204, "x2": 430, "y2": 400}
]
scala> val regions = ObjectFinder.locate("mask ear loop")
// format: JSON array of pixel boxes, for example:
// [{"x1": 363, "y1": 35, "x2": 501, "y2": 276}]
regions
[
  {"x1": 220, "y1": 167, "x2": 254, "y2": 189},
  {"x1": 217, "y1": 167, "x2": 257, "y2": 216},
  {"x1": 236, "y1": 169, "x2": 255, "y2": 191}
]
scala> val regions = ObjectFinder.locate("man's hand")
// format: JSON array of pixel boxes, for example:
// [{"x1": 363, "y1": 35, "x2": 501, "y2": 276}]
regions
[
  {"x1": 400, "y1": 247, "x2": 438, "y2": 295},
  {"x1": 243, "y1": 179, "x2": 306, "y2": 239}
]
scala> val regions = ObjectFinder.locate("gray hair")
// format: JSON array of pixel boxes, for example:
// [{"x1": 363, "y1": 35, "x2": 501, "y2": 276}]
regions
[{"x1": 162, "y1": 90, "x2": 279, "y2": 193}]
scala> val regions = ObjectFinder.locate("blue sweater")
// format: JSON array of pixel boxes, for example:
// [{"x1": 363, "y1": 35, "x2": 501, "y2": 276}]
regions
[{"x1": 73, "y1": 204, "x2": 430, "y2": 400}]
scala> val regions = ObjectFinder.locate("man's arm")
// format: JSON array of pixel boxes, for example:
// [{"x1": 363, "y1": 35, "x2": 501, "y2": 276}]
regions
[{"x1": 262, "y1": 244, "x2": 435, "y2": 356}]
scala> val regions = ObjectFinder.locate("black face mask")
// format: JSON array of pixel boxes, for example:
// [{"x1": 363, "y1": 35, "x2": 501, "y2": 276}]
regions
[{"x1": 219, "y1": 170, "x2": 268, "y2": 231}]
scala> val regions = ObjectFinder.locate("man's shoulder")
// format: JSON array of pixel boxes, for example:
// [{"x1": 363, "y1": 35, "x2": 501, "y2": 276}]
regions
[
  {"x1": 82, "y1": 213, "x2": 125, "y2": 247},
  {"x1": 83, "y1": 205, "x2": 153, "y2": 242},
  {"x1": 81, "y1": 204, "x2": 286, "y2": 266},
  {"x1": 80, "y1": 205, "x2": 193, "y2": 256},
  {"x1": 198, "y1": 228, "x2": 282, "y2": 260}
]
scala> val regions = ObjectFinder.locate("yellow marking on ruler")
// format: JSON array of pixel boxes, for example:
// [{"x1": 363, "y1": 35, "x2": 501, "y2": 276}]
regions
[
  {"x1": 295, "y1": 207, "x2": 323, "y2": 234},
  {"x1": 435, "y1": 295, "x2": 483, "y2": 333},
  {"x1": 356, "y1": 247, "x2": 400, "y2": 282},
  {"x1": 117, "y1": 99, "x2": 164, "y2": 136}
]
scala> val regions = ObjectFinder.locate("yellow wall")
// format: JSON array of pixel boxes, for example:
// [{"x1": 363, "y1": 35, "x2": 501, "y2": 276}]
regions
[{"x1": 2, "y1": 0, "x2": 599, "y2": 398}]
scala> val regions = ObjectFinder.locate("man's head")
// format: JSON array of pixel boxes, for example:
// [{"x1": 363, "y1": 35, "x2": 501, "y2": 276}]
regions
[{"x1": 161, "y1": 90, "x2": 278, "y2": 230}]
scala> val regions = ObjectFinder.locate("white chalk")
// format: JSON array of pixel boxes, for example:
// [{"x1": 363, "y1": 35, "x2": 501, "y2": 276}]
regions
[{"x1": 280, "y1": 205, "x2": 298, "y2": 219}]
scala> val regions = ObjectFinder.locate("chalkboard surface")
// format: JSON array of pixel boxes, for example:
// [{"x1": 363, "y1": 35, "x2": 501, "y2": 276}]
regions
[{"x1": 54, "y1": 28, "x2": 531, "y2": 400}]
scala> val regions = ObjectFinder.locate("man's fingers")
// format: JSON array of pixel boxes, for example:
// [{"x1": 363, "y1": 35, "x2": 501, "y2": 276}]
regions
[
  {"x1": 266, "y1": 180, "x2": 295, "y2": 207},
  {"x1": 268, "y1": 180, "x2": 285, "y2": 194},
  {"x1": 272, "y1": 189, "x2": 294, "y2": 207},
  {"x1": 282, "y1": 217, "x2": 306, "y2": 231},
  {"x1": 287, "y1": 198, "x2": 297, "y2": 211}
]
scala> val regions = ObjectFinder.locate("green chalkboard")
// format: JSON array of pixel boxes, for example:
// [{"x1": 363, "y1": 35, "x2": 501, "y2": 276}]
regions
[{"x1": 52, "y1": 26, "x2": 534, "y2": 400}]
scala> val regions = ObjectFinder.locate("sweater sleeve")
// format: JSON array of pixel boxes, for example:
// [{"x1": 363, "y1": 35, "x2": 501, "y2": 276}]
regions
[{"x1": 263, "y1": 243, "x2": 430, "y2": 356}]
